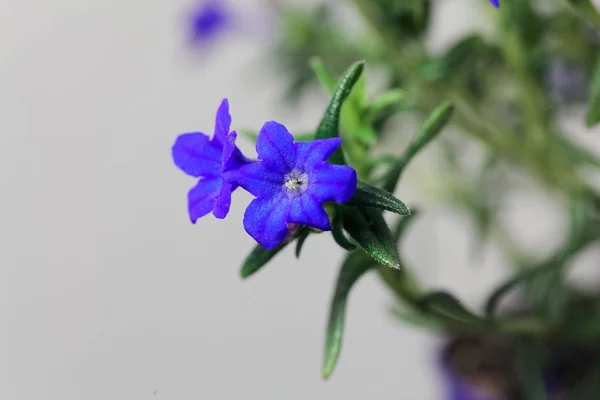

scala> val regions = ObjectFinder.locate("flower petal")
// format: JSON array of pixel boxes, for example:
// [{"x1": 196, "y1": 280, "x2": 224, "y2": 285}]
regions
[
  {"x1": 308, "y1": 163, "x2": 357, "y2": 203},
  {"x1": 187, "y1": 177, "x2": 222, "y2": 223},
  {"x1": 294, "y1": 138, "x2": 342, "y2": 169},
  {"x1": 222, "y1": 131, "x2": 250, "y2": 172},
  {"x1": 212, "y1": 180, "x2": 236, "y2": 219},
  {"x1": 213, "y1": 98, "x2": 231, "y2": 145},
  {"x1": 223, "y1": 161, "x2": 283, "y2": 198},
  {"x1": 288, "y1": 194, "x2": 332, "y2": 231},
  {"x1": 172, "y1": 132, "x2": 222, "y2": 177},
  {"x1": 243, "y1": 194, "x2": 291, "y2": 249},
  {"x1": 256, "y1": 121, "x2": 295, "y2": 172}
]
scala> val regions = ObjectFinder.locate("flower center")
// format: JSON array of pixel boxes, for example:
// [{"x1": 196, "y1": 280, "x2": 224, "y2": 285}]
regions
[{"x1": 283, "y1": 169, "x2": 309, "y2": 197}]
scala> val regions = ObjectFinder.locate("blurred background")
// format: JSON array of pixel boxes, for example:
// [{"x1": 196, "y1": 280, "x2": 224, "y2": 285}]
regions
[{"x1": 1, "y1": 0, "x2": 599, "y2": 399}]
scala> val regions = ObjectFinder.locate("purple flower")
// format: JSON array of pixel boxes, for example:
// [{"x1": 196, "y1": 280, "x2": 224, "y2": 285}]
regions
[
  {"x1": 546, "y1": 59, "x2": 587, "y2": 103},
  {"x1": 188, "y1": 0, "x2": 232, "y2": 46},
  {"x1": 172, "y1": 98, "x2": 249, "y2": 222},
  {"x1": 489, "y1": 0, "x2": 500, "y2": 7},
  {"x1": 223, "y1": 121, "x2": 357, "y2": 249}
]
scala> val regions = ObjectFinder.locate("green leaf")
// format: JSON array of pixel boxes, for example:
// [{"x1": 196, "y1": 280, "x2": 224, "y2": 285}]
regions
[
  {"x1": 366, "y1": 89, "x2": 407, "y2": 122},
  {"x1": 402, "y1": 101, "x2": 455, "y2": 163},
  {"x1": 323, "y1": 250, "x2": 375, "y2": 379},
  {"x1": 342, "y1": 207, "x2": 401, "y2": 269},
  {"x1": 375, "y1": 210, "x2": 423, "y2": 305},
  {"x1": 389, "y1": 306, "x2": 443, "y2": 330},
  {"x1": 420, "y1": 35, "x2": 483, "y2": 81},
  {"x1": 331, "y1": 206, "x2": 357, "y2": 251},
  {"x1": 513, "y1": 338, "x2": 547, "y2": 400},
  {"x1": 484, "y1": 259, "x2": 562, "y2": 318},
  {"x1": 240, "y1": 241, "x2": 291, "y2": 279},
  {"x1": 553, "y1": 135, "x2": 600, "y2": 168},
  {"x1": 314, "y1": 61, "x2": 365, "y2": 164},
  {"x1": 419, "y1": 291, "x2": 486, "y2": 326},
  {"x1": 310, "y1": 57, "x2": 337, "y2": 94},
  {"x1": 347, "y1": 181, "x2": 411, "y2": 216},
  {"x1": 586, "y1": 52, "x2": 600, "y2": 127},
  {"x1": 353, "y1": 125, "x2": 378, "y2": 147},
  {"x1": 240, "y1": 129, "x2": 315, "y2": 143},
  {"x1": 295, "y1": 228, "x2": 310, "y2": 258},
  {"x1": 382, "y1": 101, "x2": 454, "y2": 193},
  {"x1": 311, "y1": 58, "x2": 369, "y2": 145}
]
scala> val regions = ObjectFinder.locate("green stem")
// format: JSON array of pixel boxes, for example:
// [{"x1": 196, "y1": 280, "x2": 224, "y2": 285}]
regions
[
  {"x1": 499, "y1": 21, "x2": 547, "y2": 150},
  {"x1": 496, "y1": 315, "x2": 548, "y2": 336}
]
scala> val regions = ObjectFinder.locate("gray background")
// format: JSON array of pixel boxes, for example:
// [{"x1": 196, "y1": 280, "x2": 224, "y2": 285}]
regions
[{"x1": 2, "y1": 0, "x2": 599, "y2": 399}]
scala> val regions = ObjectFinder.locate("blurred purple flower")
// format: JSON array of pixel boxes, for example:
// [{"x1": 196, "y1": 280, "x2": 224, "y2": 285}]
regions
[
  {"x1": 546, "y1": 59, "x2": 587, "y2": 103},
  {"x1": 489, "y1": 0, "x2": 500, "y2": 8},
  {"x1": 188, "y1": 1, "x2": 233, "y2": 46},
  {"x1": 437, "y1": 347, "x2": 500, "y2": 400},
  {"x1": 185, "y1": 0, "x2": 278, "y2": 51}
]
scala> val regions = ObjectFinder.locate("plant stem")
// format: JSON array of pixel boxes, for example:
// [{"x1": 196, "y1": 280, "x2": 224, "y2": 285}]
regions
[
  {"x1": 496, "y1": 315, "x2": 548, "y2": 336},
  {"x1": 498, "y1": 4, "x2": 547, "y2": 151}
]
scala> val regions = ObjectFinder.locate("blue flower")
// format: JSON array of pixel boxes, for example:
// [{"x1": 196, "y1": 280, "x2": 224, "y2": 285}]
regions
[
  {"x1": 172, "y1": 98, "x2": 249, "y2": 222},
  {"x1": 188, "y1": 0, "x2": 232, "y2": 45},
  {"x1": 489, "y1": 0, "x2": 500, "y2": 7},
  {"x1": 223, "y1": 121, "x2": 357, "y2": 249}
]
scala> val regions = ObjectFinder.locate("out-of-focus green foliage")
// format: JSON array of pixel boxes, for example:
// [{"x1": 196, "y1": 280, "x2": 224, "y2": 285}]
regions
[{"x1": 240, "y1": 0, "x2": 600, "y2": 395}]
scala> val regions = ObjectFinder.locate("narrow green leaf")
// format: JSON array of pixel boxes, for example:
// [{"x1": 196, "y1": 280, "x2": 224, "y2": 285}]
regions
[
  {"x1": 310, "y1": 57, "x2": 337, "y2": 94},
  {"x1": 366, "y1": 89, "x2": 407, "y2": 122},
  {"x1": 323, "y1": 251, "x2": 375, "y2": 379},
  {"x1": 240, "y1": 242, "x2": 290, "y2": 279},
  {"x1": 553, "y1": 135, "x2": 600, "y2": 168},
  {"x1": 382, "y1": 102, "x2": 455, "y2": 193},
  {"x1": 380, "y1": 210, "x2": 423, "y2": 305},
  {"x1": 353, "y1": 125, "x2": 378, "y2": 146},
  {"x1": 419, "y1": 291, "x2": 486, "y2": 326},
  {"x1": 311, "y1": 58, "x2": 367, "y2": 143},
  {"x1": 314, "y1": 61, "x2": 366, "y2": 164},
  {"x1": 402, "y1": 101, "x2": 455, "y2": 162},
  {"x1": 513, "y1": 338, "x2": 547, "y2": 400},
  {"x1": 484, "y1": 260, "x2": 561, "y2": 317},
  {"x1": 347, "y1": 181, "x2": 411, "y2": 216},
  {"x1": 586, "y1": 52, "x2": 600, "y2": 128},
  {"x1": 430, "y1": 35, "x2": 484, "y2": 80},
  {"x1": 331, "y1": 206, "x2": 357, "y2": 251},
  {"x1": 342, "y1": 207, "x2": 401, "y2": 269},
  {"x1": 389, "y1": 306, "x2": 443, "y2": 330},
  {"x1": 240, "y1": 129, "x2": 315, "y2": 143},
  {"x1": 295, "y1": 228, "x2": 310, "y2": 258},
  {"x1": 351, "y1": 69, "x2": 366, "y2": 110}
]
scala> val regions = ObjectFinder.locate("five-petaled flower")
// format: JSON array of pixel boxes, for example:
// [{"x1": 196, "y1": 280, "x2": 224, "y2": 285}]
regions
[
  {"x1": 172, "y1": 99, "x2": 249, "y2": 222},
  {"x1": 223, "y1": 121, "x2": 357, "y2": 249}
]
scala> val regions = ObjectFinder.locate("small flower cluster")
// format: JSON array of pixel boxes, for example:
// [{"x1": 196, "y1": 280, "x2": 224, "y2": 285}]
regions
[{"x1": 171, "y1": 99, "x2": 358, "y2": 249}]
